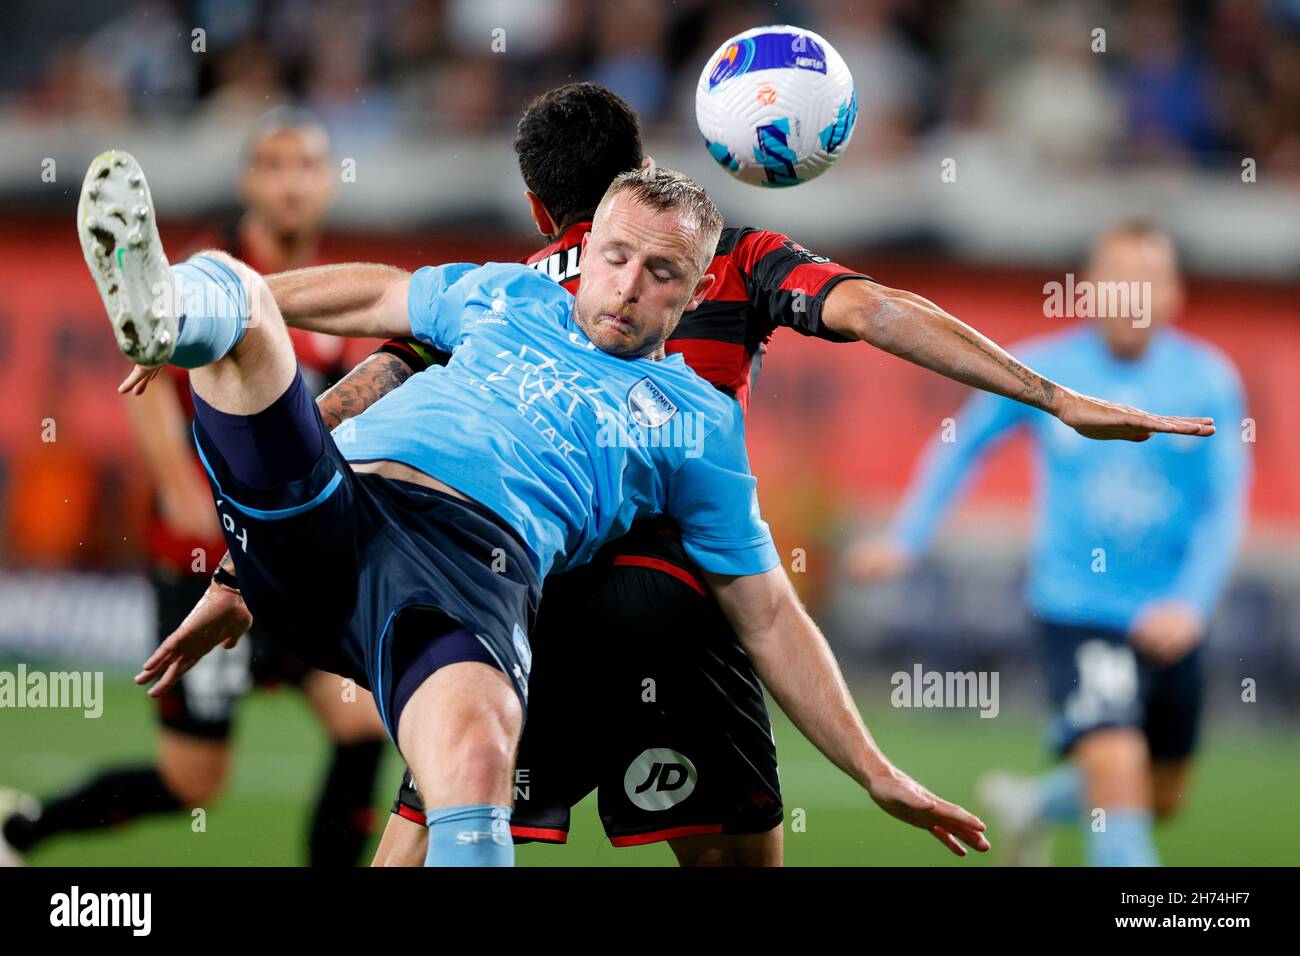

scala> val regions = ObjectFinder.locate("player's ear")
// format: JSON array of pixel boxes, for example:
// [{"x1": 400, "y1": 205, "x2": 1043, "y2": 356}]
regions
[
  {"x1": 686, "y1": 271, "x2": 716, "y2": 312},
  {"x1": 578, "y1": 232, "x2": 589, "y2": 264},
  {"x1": 525, "y1": 191, "x2": 558, "y2": 239}
]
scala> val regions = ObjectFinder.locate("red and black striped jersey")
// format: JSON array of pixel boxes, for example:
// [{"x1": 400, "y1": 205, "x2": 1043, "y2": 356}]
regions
[{"x1": 521, "y1": 220, "x2": 867, "y2": 411}]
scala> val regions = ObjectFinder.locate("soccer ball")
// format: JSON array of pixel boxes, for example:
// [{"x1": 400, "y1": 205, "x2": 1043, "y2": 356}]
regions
[{"x1": 696, "y1": 25, "x2": 857, "y2": 188}]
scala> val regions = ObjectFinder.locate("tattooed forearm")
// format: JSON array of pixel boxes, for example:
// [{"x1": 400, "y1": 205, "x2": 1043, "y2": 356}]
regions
[
  {"x1": 948, "y1": 326, "x2": 1057, "y2": 411},
  {"x1": 846, "y1": 283, "x2": 1065, "y2": 415},
  {"x1": 315, "y1": 351, "x2": 415, "y2": 430}
]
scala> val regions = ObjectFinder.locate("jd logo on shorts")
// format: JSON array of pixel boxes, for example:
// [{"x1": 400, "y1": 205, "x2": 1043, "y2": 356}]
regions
[
  {"x1": 627, "y1": 377, "x2": 678, "y2": 429},
  {"x1": 623, "y1": 748, "x2": 698, "y2": 811}
]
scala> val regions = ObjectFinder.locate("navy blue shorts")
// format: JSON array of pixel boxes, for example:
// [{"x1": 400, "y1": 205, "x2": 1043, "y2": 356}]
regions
[
  {"x1": 393, "y1": 521, "x2": 783, "y2": 846},
  {"x1": 1038, "y1": 619, "x2": 1203, "y2": 761},
  {"x1": 190, "y1": 368, "x2": 540, "y2": 744}
]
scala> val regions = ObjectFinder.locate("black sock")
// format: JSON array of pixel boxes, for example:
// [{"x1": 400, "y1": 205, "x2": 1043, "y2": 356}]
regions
[
  {"x1": 3, "y1": 766, "x2": 182, "y2": 852},
  {"x1": 308, "y1": 739, "x2": 384, "y2": 867}
]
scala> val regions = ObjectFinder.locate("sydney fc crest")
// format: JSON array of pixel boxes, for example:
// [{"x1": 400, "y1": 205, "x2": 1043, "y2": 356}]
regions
[{"x1": 627, "y1": 377, "x2": 678, "y2": 428}]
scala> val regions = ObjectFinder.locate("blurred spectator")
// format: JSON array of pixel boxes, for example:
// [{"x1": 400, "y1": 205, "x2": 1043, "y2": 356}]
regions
[
  {"x1": 3, "y1": 0, "x2": 1300, "y2": 172},
  {"x1": 990, "y1": 2, "x2": 1121, "y2": 168},
  {"x1": 1114, "y1": 0, "x2": 1222, "y2": 164},
  {"x1": 588, "y1": 0, "x2": 672, "y2": 122},
  {"x1": 816, "y1": 0, "x2": 935, "y2": 161},
  {"x1": 82, "y1": 1, "x2": 198, "y2": 118}
]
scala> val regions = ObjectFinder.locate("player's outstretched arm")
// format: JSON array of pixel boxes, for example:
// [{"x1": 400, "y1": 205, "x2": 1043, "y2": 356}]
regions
[
  {"x1": 821, "y1": 280, "x2": 1215, "y2": 442},
  {"x1": 266, "y1": 263, "x2": 413, "y2": 338},
  {"x1": 705, "y1": 565, "x2": 990, "y2": 857}
]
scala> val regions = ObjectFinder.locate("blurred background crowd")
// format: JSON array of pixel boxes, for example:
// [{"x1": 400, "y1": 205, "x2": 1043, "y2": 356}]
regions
[{"x1": 4, "y1": 0, "x2": 1300, "y2": 174}]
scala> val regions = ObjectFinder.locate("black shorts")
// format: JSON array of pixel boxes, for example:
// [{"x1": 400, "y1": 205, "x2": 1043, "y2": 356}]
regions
[
  {"x1": 393, "y1": 521, "x2": 784, "y2": 845},
  {"x1": 191, "y1": 373, "x2": 540, "y2": 744},
  {"x1": 150, "y1": 566, "x2": 309, "y2": 739},
  {"x1": 1039, "y1": 619, "x2": 1204, "y2": 761}
]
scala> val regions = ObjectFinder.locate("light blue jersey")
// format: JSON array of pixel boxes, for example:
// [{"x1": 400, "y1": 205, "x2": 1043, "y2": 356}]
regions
[
  {"x1": 337, "y1": 262, "x2": 780, "y2": 580},
  {"x1": 889, "y1": 324, "x2": 1250, "y2": 630}
]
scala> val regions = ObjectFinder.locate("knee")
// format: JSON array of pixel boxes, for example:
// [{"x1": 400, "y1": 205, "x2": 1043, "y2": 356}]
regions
[
  {"x1": 191, "y1": 248, "x2": 253, "y2": 283},
  {"x1": 189, "y1": 248, "x2": 273, "y2": 324},
  {"x1": 449, "y1": 722, "x2": 518, "y2": 791},
  {"x1": 160, "y1": 757, "x2": 228, "y2": 807},
  {"x1": 1074, "y1": 729, "x2": 1151, "y2": 808}
]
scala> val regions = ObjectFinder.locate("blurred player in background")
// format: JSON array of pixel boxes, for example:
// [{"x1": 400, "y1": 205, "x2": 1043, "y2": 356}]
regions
[
  {"x1": 846, "y1": 221, "x2": 1250, "y2": 866},
  {"x1": 0, "y1": 109, "x2": 388, "y2": 868}
]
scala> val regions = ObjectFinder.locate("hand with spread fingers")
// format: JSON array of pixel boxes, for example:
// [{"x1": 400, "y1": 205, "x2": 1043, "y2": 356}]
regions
[
  {"x1": 135, "y1": 581, "x2": 252, "y2": 696},
  {"x1": 867, "y1": 763, "x2": 992, "y2": 857}
]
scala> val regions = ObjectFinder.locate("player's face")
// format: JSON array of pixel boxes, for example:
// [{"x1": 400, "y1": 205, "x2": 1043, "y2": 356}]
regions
[
  {"x1": 239, "y1": 128, "x2": 334, "y2": 238},
  {"x1": 1086, "y1": 232, "x2": 1184, "y2": 360},
  {"x1": 574, "y1": 194, "x2": 716, "y2": 358}
]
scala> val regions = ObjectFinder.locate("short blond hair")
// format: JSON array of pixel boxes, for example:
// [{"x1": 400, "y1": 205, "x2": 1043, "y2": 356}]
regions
[{"x1": 596, "y1": 167, "x2": 723, "y2": 271}]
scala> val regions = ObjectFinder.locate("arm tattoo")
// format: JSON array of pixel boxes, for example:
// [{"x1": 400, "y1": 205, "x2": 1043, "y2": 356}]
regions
[
  {"x1": 315, "y1": 352, "x2": 415, "y2": 430},
  {"x1": 949, "y1": 326, "x2": 1056, "y2": 410}
]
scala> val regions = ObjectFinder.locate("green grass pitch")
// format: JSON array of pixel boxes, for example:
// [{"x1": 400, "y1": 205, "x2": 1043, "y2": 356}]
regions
[{"x1": 1, "y1": 667, "x2": 1294, "y2": 866}]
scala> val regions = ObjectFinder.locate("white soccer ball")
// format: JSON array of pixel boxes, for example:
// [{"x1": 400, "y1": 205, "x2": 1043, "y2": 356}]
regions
[{"x1": 695, "y1": 25, "x2": 857, "y2": 188}]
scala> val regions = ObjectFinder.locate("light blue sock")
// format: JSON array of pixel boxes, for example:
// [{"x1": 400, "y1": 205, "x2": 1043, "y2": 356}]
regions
[
  {"x1": 169, "y1": 255, "x2": 249, "y2": 368},
  {"x1": 1087, "y1": 808, "x2": 1160, "y2": 867},
  {"x1": 424, "y1": 804, "x2": 514, "y2": 867},
  {"x1": 1036, "y1": 763, "x2": 1083, "y2": 824}
]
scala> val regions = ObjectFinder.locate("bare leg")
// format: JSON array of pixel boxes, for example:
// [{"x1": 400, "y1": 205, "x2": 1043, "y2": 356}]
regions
[
  {"x1": 372, "y1": 813, "x2": 427, "y2": 867},
  {"x1": 1150, "y1": 759, "x2": 1194, "y2": 821},
  {"x1": 301, "y1": 670, "x2": 387, "y2": 744},
  {"x1": 183, "y1": 250, "x2": 299, "y2": 415},
  {"x1": 398, "y1": 662, "x2": 521, "y2": 808},
  {"x1": 669, "y1": 824, "x2": 783, "y2": 867},
  {"x1": 1073, "y1": 727, "x2": 1160, "y2": 866},
  {"x1": 397, "y1": 660, "x2": 522, "y2": 865},
  {"x1": 1074, "y1": 727, "x2": 1150, "y2": 811}
]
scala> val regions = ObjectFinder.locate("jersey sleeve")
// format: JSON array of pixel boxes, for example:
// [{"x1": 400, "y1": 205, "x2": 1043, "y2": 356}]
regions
[
  {"x1": 378, "y1": 337, "x2": 451, "y2": 372},
  {"x1": 728, "y1": 227, "x2": 868, "y2": 343},
  {"x1": 406, "y1": 262, "x2": 485, "y2": 352},
  {"x1": 666, "y1": 399, "x2": 780, "y2": 577}
]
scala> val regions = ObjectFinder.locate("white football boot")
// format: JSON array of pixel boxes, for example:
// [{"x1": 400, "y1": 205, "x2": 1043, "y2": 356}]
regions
[
  {"x1": 77, "y1": 150, "x2": 177, "y2": 366},
  {"x1": 0, "y1": 786, "x2": 41, "y2": 866},
  {"x1": 975, "y1": 769, "x2": 1055, "y2": 867}
]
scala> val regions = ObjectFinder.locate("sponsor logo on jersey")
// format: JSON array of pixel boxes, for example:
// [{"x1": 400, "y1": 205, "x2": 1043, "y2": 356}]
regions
[
  {"x1": 781, "y1": 239, "x2": 831, "y2": 264},
  {"x1": 530, "y1": 246, "x2": 581, "y2": 284}
]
